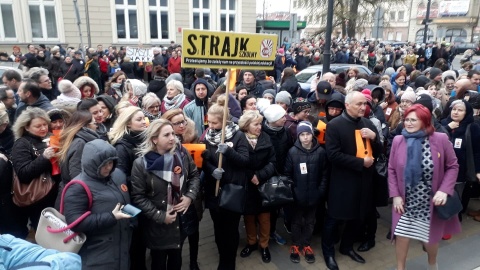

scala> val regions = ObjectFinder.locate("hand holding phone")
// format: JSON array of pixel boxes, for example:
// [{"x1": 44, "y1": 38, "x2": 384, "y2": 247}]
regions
[{"x1": 121, "y1": 204, "x2": 142, "y2": 217}]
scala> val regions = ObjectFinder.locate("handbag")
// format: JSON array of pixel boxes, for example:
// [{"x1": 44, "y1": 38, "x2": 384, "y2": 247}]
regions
[
  {"x1": 435, "y1": 190, "x2": 463, "y2": 220},
  {"x1": 36, "y1": 179, "x2": 92, "y2": 253},
  {"x1": 258, "y1": 175, "x2": 293, "y2": 207},
  {"x1": 375, "y1": 154, "x2": 388, "y2": 178},
  {"x1": 11, "y1": 145, "x2": 54, "y2": 207},
  {"x1": 219, "y1": 183, "x2": 245, "y2": 213}
]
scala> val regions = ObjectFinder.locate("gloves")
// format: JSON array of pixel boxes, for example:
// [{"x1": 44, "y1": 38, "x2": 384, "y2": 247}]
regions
[
  {"x1": 212, "y1": 168, "x2": 225, "y2": 180},
  {"x1": 216, "y1": 143, "x2": 229, "y2": 154}
]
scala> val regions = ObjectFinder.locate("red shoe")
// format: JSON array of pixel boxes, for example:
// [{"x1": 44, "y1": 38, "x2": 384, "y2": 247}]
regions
[{"x1": 442, "y1": 234, "x2": 451, "y2": 240}]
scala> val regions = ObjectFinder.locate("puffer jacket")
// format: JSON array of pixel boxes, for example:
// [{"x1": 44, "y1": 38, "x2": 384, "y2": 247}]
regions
[
  {"x1": 279, "y1": 76, "x2": 301, "y2": 99},
  {"x1": 63, "y1": 139, "x2": 131, "y2": 270},
  {"x1": 262, "y1": 123, "x2": 292, "y2": 174},
  {"x1": 201, "y1": 129, "x2": 250, "y2": 210},
  {"x1": 130, "y1": 144, "x2": 200, "y2": 250},
  {"x1": 60, "y1": 127, "x2": 99, "y2": 184},
  {"x1": 285, "y1": 138, "x2": 328, "y2": 207},
  {"x1": 244, "y1": 132, "x2": 276, "y2": 215}
]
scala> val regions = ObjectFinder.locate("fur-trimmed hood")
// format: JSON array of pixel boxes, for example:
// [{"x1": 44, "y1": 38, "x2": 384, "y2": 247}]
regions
[{"x1": 73, "y1": 76, "x2": 100, "y2": 96}]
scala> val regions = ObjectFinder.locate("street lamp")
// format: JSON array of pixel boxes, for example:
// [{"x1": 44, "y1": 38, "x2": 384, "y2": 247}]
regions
[{"x1": 323, "y1": 0, "x2": 334, "y2": 73}]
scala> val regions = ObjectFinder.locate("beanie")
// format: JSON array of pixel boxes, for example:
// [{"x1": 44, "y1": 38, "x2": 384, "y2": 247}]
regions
[
  {"x1": 414, "y1": 75, "x2": 431, "y2": 89},
  {"x1": 57, "y1": 79, "x2": 81, "y2": 100},
  {"x1": 262, "y1": 89, "x2": 276, "y2": 100},
  {"x1": 401, "y1": 89, "x2": 416, "y2": 103},
  {"x1": 256, "y1": 98, "x2": 271, "y2": 114},
  {"x1": 97, "y1": 95, "x2": 117, "y2": 114},
  {"x1": 354, "y1": 79, "x2": 369, "y2": 91},
  {"x1": 275, "y1": 91, "x2": 292, "y2": 106},
  {"x1": 384, "y1": 67, "x2": 395, "y2": 77},
  {"x1": 296, "y1": 121, "x2": 314, "y2": 137},
  {"x1": 292, "y1": 101, "x2": 311, "y2": 115},
  {"x1": 277, "y1": 48, "x2": 285, "y2": 55},
  {"x1": 263, "y1": 104, "x2": 286, "y2": 123},
  {"x1": 429, "y1": 67, "x2": 442, "y2": 80},
  {"x1": 414, "y1": 94, "x2": 434, "y2": 113}
]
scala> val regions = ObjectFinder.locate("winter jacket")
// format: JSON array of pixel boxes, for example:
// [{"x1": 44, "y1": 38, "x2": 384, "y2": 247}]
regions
[
  {"x1": 274, "y1": 55, "x2": 286, "y2": 71},
  {"x1": 244, "y1": 132, "x2": 276, "y2": 215},
  {"x1": 114, "y1": 131, "x2": 143, "y2": 183},
  {"x1": 279, "y1": 76, "x2": 301, "y2": 99},
  {"x1": 60, "y1": 127, "x2": 100, "y2": 184},
  {"x1": 168, "y1": 57, "x2": 181, "y2": 74},
  {"x1": 130, "y1": 144, "x2": 200, "y2": 250},
  {"x1": 120, "y1": 62, "x2": 135, "y2": 79},
  {"x1": 15, "y1": 94, "x2": 54, "y2": 120},
  {"x1": 63, "y1": 140, "x2": 131, "y2": 270},
  {"x1": 0, "y1": 125, "x2": 14, "y2": 156},
  {"x1": 285, "y1": 139, "x2": 328, "y2": 207},
  {"x1": 295, "y1": 55, "x2": 309, "y2": 71},
  {"x1": 201, "y1": 129, "x2": 250, "y2": 210},
  {"x1": 181, "y1": 68, "x2": 196, "y2": 89},
  {"x1": 71, "y1": 58, "x2": 85, "y2": 81},
  {"x1": 263, "y1": 122, "x2": 292, "y2": 174},
  {"x1": 59, "y1": 62, "x2": 76, "y2": 82},
  {"x1": 48, "y1": 56, "x2": 63, "y2": 81},
  {"x1": 0, "y1": 234, "x2": 81, "y2": 270},
  {"x1": 147, "y1": 77, "x2": 167, "y2": 101},
  {"x1": 238, "y1": 81, "x2": 265, "y2": 98},
  {"x1": 184, "y1": 80, "x2": 210, "y2": 137},
  {"x1": 152, "y1": 54, "x2": 164, "y2": 68}
]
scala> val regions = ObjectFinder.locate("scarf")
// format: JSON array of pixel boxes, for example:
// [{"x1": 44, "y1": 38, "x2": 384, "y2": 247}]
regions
[
  {"x1": 401, "y1": 129, "x2": 427, "y2": 188},
  {"x1": 205, "y1": 122, "x2": 239, "y2": 146},
  {"x1": 142, "y1": 109, "x2": 160, "y2": 122},
  {"x1": 163, "y1": 93, "x2": 186, "y2": 111},
  {"x1": 144, "y1": 149, "x2": 184, "y2": 206},
  {"x1": 265, "y1": 122, "x2": 283, "y2": 132},
  {"x1": 245, "y1": 133, "x2": 258, "y2": 149}
]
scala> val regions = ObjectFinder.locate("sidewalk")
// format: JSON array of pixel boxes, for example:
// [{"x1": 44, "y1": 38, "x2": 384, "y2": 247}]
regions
[{"x1": 180, "y1": 199, "x2": 480, "y2": 270}]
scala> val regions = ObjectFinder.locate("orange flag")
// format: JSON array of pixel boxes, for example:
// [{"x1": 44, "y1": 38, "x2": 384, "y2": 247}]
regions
[{"x1": 228, "y1": 69, "x2": 237, "y2": 93}]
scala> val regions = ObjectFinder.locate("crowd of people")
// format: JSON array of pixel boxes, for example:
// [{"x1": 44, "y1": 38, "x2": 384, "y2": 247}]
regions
[{"x1": 0, "y1": 40, "x2": 479, "y2": 270}]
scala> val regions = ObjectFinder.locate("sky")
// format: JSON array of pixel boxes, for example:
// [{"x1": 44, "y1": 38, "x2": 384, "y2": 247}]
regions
[{"x1": 256, "y1": 0, "x2": 291, "y2": 14}]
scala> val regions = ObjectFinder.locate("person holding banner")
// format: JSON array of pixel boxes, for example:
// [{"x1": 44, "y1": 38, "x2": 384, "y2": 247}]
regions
[{"x1": 201, "y1": 97, "x2": 249, "y2": 270}]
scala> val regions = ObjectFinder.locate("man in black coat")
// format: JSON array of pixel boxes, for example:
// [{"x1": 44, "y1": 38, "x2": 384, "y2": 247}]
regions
[
  {"x1": 295, "y1": 50, "x2": 309, "y2": 71},
  {"x1": 321, "y1": 91, "x2": 382, "y2": 270}
]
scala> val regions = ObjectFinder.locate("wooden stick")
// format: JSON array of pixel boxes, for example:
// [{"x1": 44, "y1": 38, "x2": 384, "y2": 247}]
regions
[{"x1": 215, "y1": 68, "x2": 231, "y2": 196}]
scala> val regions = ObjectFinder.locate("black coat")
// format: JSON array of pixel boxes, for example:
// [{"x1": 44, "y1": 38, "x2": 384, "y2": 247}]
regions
[
  {"x1": 48, "y1": 56, "x2": 63, "y2": 81},
  {"x1": 279, "y1": 76, "x2": 301, "y2": 99},
  {"x1": 295, "y1": 55, "x2": 309, "y2": 71},
  {"x1": 72, "y1": 58, "x2": 85, "y2": 81},
  {"x1": 120, "y1": 62, "x2": 136, "y2": 79},
  {"x1": 147, "y1": 78, "x2": 167, "y2": 101},
  {"x1": 0, "y1": 125, "x2": 14, "y2": 156},
  {"x1": 60, "y1": 127, "x2": 100, "y2": 184},
  {"x1": 325, "y1": 113, "x2": 382, "y2": 220},
  {"x1": 11, "y1": 133, "x2": 52, "y2": 184},
  {"x1": 63, "y1": 140, "x2": 131, "y2": 270},
  {"x1": 285, "y1": 139, "x2": 328, "y2": 207},
  {"x1": 201, "y1": 129, "x2": 250, "y2": 210},
  {"x1": 244, "y1": 132, "x2": 276, "y2": 215},
  {"x1": 262, "y1": 123, "x2": 292, "y2": 174},
  {"x1": 130, "y1": 145, "x2": 200, "y2": 250},
  {"x1": 114, "y1": 132, "x2": 143, "y2": 181},
  {"x1": 59, "y1": 62, "x2": 77, "y2": 82}
]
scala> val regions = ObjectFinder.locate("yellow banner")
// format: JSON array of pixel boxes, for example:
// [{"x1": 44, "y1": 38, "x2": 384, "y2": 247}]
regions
[{"x1": 181, "y1": 29, "x2": 278, "y2": 70}]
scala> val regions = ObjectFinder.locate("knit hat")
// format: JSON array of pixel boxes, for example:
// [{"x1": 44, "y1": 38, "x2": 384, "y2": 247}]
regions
[
  {"x1": 401, "y1": 89, "x2": 416, "y2": 103},
  {"x1": 256, "y1": 98, "x2": 271, "y2": 114},
  {"x1": 429, "y1": 67, "x2": 442, "y2": 80},
  {"x1": 296, "y1": 121, "x2": 314, "y2": 137},
  {"x1": 263, "y1": 104, "x2": 286, "y2": 123},
  {"x1": 127, "y1": 79, "x2": 147, "y2": 96},
  {"x1": 361, "y1": 89, "x2": 373, "y2": 104},
  {"x1": 316, "y1": 81, "x2": 333, "y2": 99},
  {"x1": 277, "y1": 48, "x2": 285, "y2": 55},
  {"x1": 414, "y1": 94, "x2": 434, "y2": 113},
  {"x1": 353, "y1": 79, "x2": 369, "y2": 91},
  {"x1": 414, "y1": 75, "x2": 431, "y2": 89},
  {"x1": 275, "y1": 91, "x2": 292, "y2": 106},
  {"x1": 262, "y1": 89, "x2": 276, "y2": 100},
  {"x1": 57, "y1": 79, "x2": 81, "y2": 99},
  {"x1": 384, "y1": 67, "x2": 395, "y2": 77},
  {"x1": 442, "y1": 70, "x2": 457, "y2": 81},
  {"x1": 97, "y1": 95, "x2": 117, "y2": 114},
  {"x1": 292, "y1": 99, "x2": 311, "y2": 115}
]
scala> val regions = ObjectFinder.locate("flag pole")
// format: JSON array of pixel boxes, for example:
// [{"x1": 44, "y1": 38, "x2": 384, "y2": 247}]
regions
[{"x1": 215, "y1": 68, "x2": 232, "y2": 196}]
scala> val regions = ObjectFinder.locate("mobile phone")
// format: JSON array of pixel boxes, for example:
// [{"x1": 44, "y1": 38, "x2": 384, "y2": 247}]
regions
[{"x1": 121, "y1": 204, "x2": 142, "y2": 217}]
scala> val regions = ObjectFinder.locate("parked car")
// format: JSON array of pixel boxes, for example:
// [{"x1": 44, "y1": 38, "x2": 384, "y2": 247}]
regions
[
  {"x1": 455, "y1": 42, "x2": 480, "y2": 55},
  {"x1": 295, "y1": 64, "x2": 372, "y2": 95}
]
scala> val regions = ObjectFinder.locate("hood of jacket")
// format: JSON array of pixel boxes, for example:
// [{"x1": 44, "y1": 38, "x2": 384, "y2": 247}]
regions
[
  {"x1": 76, "y1": 127, "x2": 100, "y2": 142},
  {"x1": 73, "y1": 76, "x2": 99, "y2": 95},
  {"x1": 29, "y1": 94, "x2": 54, "y2": 109},
  {"x1": 81, "y1": 139, "x2": 118, "y2": 180},
  {"x1": 325, "y1": 92, "x2": 345, "y2": 121},
  {"x1": 191, "y1": 79, "x2": 209, "y2": 105}
]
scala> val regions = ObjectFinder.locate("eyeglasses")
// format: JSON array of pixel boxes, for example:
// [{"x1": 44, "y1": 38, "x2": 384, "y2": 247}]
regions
[
  {"x1": 172, "y1": 120, "x2": 187, "y2": 127},
  {"x1": 404, "y1": 118, "x2": 418, "y2": 124}
]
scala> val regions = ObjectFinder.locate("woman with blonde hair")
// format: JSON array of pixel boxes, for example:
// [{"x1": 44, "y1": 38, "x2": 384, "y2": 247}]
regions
[
  {"x1": 11, "y1": 107, "x2": 59, "y2": 233},
  {"x1": 238, "y1": 110, "x2": 276, "y2": 263},
  {"x1": 161, "y1": 80, "x2": 190, "y2": 114},
  {"x1": 115, "y1": 100, "x2": 133, "y2": 116},
  {"x1": 58, "y1": 110, "x2": 99, "y2": 184},
  {"x1": 161, "y1": 108, "x2": 197, "y2": 143},
  {"x1": 201, "y1": 98, "x2": 250, "y2": 269},
  {"x1": 142, "y1": 92, "x2": 162, "y2": 121},
  {"x1": 131, "y1": 119, "x2": 200, "y2": 270},
  {"x1": 108, "y1": 106, "x2": 147, "y2": 270}
]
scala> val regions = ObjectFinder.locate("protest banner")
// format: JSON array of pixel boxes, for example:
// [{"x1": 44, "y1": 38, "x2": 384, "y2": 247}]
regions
[
  {"x1": 182, "y1": 29, "x2": 278, "y2": 70},
  {"x1": 125, "y1": 47, "x2": 154, "y2": 62},
  {"x1": 183, "y1": 144, "x2": 206, "y2": 168}
]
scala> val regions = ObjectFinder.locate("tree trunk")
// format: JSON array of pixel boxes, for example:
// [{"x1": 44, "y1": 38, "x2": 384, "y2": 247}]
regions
[{"x1": 347, "y1": 0, "x2": 360, "y2": 38}]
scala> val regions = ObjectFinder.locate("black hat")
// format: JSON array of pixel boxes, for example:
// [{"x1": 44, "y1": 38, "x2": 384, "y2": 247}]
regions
[
  {"x1": 39, "y1": 44, "x2": 46, "y2": 49},
  {"x1": 414, "y1": 94, "x2": 434, "y2": 113},
  {"x1": 74, "y1": 50, "x2": 82, "y2": 55},
  {"x1": 316, "y1": 81, "x2": 333, "y2": 100},
  {"x1": 292, "y1": 99, "x2": 311, "y2": 115},
  {"x1": 415, "y1": 75, "x2": 431, "y2": 89},
  {"x1": 97, "y1": 95, "x2": 117, "y2": 115},
  {"x1": 90, "y1": 52, "x2": 98, "y2": 57}
]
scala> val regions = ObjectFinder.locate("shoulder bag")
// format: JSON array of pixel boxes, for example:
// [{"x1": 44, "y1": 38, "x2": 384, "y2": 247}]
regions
[
  {"x1": 35, "y1": 179, "x2": 92, "y2": 253},
  {"x1": 58, "y1": 64, "x2": 73, "y2": 82},
  {"x1": 12, "y1": 145, "x2": 54, "y2": 207},
  {"x1": 258, "y1": 174, "x2": 294, "y2": 207},
  {"x1": 219, "y1": 182, "x2": 246, "y2": 213},
  {"x1": 435, "y1": 190, "x2": 463, "y2": 220}
]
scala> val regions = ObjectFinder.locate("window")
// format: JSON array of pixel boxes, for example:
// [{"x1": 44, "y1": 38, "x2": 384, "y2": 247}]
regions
[
  {"x1": 115, "y1": 0, "x2": 138, "y2": 39},
  {"x1": 416, "y1": 28, "x2": 434, "y2": 43},
  {"x1": 28, "y1": 0, "x2": 57, "y2": 40},
  {"x1": 389, "y1": 11, "x2": 396, "y2": 21},
  {"x1": 0, "y1": 0, "x2": 15, "y2": 39},
  {"x1": 387, "y1": 32, "x2": 394, "y2": 40},
  {"x1": 193, "y1": 0, "x2": 210, "y2": 29},
  {"x1": 396, "y1": 32, "x2": 402, "y2": 41},
  {"x1": 398, "y1": 11, "x2": 404, "y2": 21},
  {"x1": 220, "y1": 0, "x2": 235, "y2": 31},
  {"x1": 445, "y1": 28, "x2": 467, "y2": 43},
  {"x1": 149, "y1": 0, "x2": 169, "y2": 40}
]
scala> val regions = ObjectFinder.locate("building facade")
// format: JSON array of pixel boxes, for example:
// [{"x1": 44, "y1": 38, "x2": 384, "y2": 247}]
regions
[{"x1": 0, "y1": 0, "x2": 257, "y2": 52}]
